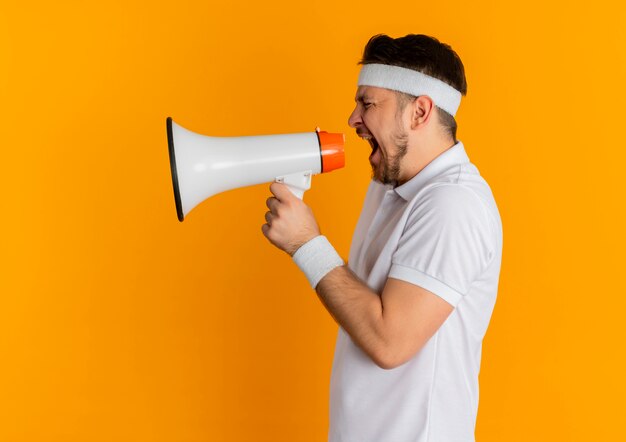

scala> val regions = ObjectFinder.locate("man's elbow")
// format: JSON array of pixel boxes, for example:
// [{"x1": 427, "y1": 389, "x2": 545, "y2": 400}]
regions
[
  {"x1": 370, "y1": 344, "x2": 419, "y2": 370},
  {"x1": 372, "y1": 355, "x2": 402, "y2": 370}
]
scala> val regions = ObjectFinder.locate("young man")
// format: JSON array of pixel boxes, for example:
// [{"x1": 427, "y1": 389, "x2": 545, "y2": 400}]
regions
[{"x1": 262, "y1": 34, "x2": 503, "y2": 442}]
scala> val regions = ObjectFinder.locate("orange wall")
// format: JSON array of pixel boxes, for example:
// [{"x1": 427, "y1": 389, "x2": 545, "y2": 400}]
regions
[{"x1": 1, "y1": 1, "x2": 625, "y2": 440}]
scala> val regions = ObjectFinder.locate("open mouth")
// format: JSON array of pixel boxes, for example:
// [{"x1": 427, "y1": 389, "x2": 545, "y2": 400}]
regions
[
  {"x1": 357, "y1": 131, "x2": 380, "y2": 162},
  {"x1": 368, "y1": 136, "x2": 379, "y2": 160},
  {"x1": 359, "y1": 132, "x2": 379, "y2": 158}
]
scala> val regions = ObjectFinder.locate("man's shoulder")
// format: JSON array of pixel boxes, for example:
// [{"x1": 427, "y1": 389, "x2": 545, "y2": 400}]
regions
[
  {"x1": 407, "y1": 182, "x2": 496, "y2": 236},
  {"x1": 412, "y1": 182, "x2": 485, "y2": 212},
  {"x1": 407, "y1": 181, "x2": 502, "y2": 252}
]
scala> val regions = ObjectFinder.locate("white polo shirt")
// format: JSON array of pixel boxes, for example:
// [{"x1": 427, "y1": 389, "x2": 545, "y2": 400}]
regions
[{"x1": 328, "y1": 141, "x2": 503, "y2": 442}]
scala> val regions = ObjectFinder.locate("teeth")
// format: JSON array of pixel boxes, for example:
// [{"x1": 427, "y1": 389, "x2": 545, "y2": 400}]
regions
[{"x1": 358, "y1": 133, "x2": 377, "y2": 150}]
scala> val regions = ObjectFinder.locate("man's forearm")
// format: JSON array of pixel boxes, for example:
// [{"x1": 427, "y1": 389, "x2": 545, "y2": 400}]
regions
[{"x1": 315, "y1": 265, "x2": 388, "y2": 366}]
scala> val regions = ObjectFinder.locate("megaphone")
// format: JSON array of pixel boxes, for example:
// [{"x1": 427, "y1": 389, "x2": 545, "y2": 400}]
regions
[{"x1": 166, "y1": 117, "x2": 345, "y2": 221}]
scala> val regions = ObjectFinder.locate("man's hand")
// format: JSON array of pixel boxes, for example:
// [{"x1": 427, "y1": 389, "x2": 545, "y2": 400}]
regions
[{"x1": 261, "y1": 182, "x2": 321, "y2": 256}]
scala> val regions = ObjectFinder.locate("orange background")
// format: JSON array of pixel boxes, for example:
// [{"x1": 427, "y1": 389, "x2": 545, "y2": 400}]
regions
[{"x1": 1, "y1": 1, "x2": 625, "y2": 440}]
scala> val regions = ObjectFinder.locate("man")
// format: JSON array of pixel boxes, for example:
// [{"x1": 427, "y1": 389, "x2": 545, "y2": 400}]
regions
[{"x1": 262, "y1": 34, "x2": 503, "y2": 442}]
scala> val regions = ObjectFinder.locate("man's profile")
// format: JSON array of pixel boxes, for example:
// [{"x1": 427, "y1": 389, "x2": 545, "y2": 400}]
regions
[{"x1": 262, "y1": 33, "x2": 503, "y2": 442}]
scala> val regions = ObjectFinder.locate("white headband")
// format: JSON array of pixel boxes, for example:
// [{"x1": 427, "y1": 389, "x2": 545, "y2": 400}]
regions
[{"x1": 357, "y1": 63, "x2": 462, "y2": 117}]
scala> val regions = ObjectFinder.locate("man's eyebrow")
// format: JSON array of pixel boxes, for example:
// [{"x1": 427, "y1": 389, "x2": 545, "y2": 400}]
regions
[{"x1": 355, "y1": 94, "x2": 372, "y2": 103}]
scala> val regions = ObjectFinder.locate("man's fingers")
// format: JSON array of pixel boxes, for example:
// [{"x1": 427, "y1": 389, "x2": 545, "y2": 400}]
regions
[
  {"x1": 266, "y1": 196, "x2": 279, "y2": 212},
  {"x1": 270, "y1": 182, "x2": 295, "y2": 202}
]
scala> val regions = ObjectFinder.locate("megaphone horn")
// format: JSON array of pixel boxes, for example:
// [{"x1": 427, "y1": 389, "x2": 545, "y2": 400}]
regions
[{"x1": 166, "y1": 117, "x2": 345, "y2": 222}]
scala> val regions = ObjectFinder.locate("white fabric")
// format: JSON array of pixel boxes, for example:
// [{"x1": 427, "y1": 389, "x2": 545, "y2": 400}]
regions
[
  {"x1": 357, "y1": 63, "x2": 462, "y2": 117},
  {"x1": 293, "y1": 235, "x2": 344, "y2": 288},
  {"x1": 328, "y1": 141, "x2": 503, "y2": 442}
]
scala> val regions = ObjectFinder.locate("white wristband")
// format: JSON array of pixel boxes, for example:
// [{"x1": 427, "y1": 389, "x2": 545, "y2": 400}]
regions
[{"x1": 292, "y1": 235, "x2": 344, "y2": 289}]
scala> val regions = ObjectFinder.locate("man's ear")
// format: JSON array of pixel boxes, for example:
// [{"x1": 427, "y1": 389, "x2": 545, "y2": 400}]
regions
[{"x1": 410, "y1": 96, "x2": 435, "y2": 130}]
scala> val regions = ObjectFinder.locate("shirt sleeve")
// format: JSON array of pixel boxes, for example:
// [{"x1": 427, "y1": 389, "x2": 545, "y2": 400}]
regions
[{"x1": 388, "y1": 184, "x2": 495, "y2": 307}]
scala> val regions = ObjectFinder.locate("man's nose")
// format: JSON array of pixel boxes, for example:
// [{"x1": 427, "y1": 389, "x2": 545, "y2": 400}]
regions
[{"x1": 348, "y1": 106, "x2": 361, "y2": 128}]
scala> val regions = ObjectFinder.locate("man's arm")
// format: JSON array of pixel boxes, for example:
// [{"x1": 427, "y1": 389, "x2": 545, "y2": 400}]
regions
[
  {"x1": 261, "y1": 182, "x2": 454, "y2": 369},
  {"x1": 316, "y1": 265, "x2": 453, "y2": 370}
]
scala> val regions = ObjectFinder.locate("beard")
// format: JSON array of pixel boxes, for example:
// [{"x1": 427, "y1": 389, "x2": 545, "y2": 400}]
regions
[{"x1": 371, "y1": 119, "x2": 409, "y2": 186}]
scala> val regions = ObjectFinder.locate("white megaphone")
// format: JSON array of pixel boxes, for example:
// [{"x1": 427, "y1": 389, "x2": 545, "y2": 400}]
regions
[{"x1": 166, "y1": 117, "x2": 345, "y2": 221}]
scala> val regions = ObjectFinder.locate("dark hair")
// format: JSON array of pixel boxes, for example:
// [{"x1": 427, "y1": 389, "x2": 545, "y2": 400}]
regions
[{"x1": 358, "y1": 34, "x2": 467, "y2": 142}]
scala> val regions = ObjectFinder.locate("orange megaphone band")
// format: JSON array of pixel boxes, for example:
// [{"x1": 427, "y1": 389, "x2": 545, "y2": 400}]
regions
[{"x1": 316, "y1": 129, "x2": 345, "y2": 173}]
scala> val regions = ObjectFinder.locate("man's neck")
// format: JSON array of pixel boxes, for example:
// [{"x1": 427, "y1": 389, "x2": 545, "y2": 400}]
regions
[{"x1": 398, "y1": 137, "x2": 457, "y2": 186}]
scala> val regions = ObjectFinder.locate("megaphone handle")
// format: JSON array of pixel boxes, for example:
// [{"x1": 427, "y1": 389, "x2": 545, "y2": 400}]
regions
[
  {"x1": 276, "y1": 171, "x2": 312, "y2": 200},
  {"x1": 287, "y1": 186, "x2": 305, "y2": 199}
]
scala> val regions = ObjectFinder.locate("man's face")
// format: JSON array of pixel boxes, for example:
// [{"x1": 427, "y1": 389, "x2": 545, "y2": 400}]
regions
[{"x1": 348, "y1": 86, "x2": 410, "y2": 186}]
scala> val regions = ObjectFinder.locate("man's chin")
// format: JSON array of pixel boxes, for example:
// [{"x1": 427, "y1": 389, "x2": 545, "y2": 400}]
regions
[
  {"x1": 371, "y1": 169, "x2": 398, "y2": 186},
  {"x1": 371, "y1": 172, "x2": 392, "y2": 186},
  {"x1": 371, "y1": 168, "x2": 381, "y2": 183}
]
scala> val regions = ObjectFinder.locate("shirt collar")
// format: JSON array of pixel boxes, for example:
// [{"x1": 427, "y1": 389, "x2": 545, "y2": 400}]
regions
[{"x1": 392, "y1": 140, "x2": 470, "y2": 201}]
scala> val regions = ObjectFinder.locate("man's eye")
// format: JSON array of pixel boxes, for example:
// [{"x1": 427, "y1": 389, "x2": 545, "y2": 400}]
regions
[{"x1": 364, "y1": 102, "x2": 373, "y2": 108}]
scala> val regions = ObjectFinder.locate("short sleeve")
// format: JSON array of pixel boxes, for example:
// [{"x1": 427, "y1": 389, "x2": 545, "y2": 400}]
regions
[{"x1": 388, "y1": 184, "x2": 495, "y2": 307}]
